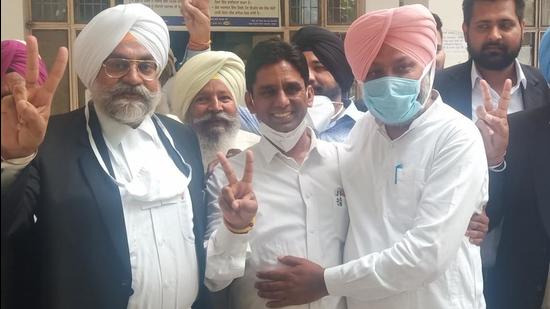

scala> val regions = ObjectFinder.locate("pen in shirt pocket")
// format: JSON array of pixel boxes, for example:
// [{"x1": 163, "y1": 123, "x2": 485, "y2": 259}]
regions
[{"x1": 394, "y1": 163, "x2": 403, "y2": 184}]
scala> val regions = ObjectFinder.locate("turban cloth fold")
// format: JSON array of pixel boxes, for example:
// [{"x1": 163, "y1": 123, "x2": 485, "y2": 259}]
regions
[
  {"x1": 539, "y1": 31, "x2": 550, "y2": 83},
  {"x1": 73, "y1": 3, "x2": 169, "y2": 89},
  {"x1": 170, "y1": 51, "x2": 246, "y2": 120},
  {"x1": 292, "y1": 26, "x2": 354, "y2": 94},
  {"x1": 344, "y1": 4, "x2": 437, "y2": 81},
  {"x1": 1, "y1": 40, "x2": 48, "y2": 85}
]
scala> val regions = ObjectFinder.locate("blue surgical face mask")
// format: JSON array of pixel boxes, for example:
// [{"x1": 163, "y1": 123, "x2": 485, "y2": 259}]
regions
[{"x1": 362, "y1": 63, "x2": 433, "y2": 125}]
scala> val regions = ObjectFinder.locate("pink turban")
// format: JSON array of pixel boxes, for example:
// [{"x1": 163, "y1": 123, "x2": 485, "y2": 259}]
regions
[
  {"x1": 1, "y1": 40, "x2": 48, "y2": 85},
  {"x1": 344, "y1": 4, "x2": 437, "y2": 81}
]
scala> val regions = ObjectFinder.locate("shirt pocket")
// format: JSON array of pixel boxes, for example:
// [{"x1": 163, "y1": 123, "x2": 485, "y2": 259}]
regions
[
  {"x1": 177, "y1": 191, "x2": 196, "y2": 244},
  {"x1": 384, "y1": 167, "x2": 425, "y2": 230}
]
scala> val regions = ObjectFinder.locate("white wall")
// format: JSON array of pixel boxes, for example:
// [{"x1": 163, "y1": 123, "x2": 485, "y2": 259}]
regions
[
  {"x1": 428, "y1": 0, "x2": 469, "y2": 67},
  {"x1": 364, "y1": 0, "x2": 400, "y2": 12},
  {"x1": 1, "y1": 0, "x2": 25, "y2": 40}
]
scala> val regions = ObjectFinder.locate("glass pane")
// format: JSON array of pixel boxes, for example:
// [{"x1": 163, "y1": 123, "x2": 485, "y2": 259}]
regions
[
  {"x1": 75, "y1": 30, "x2": 88, "y2": 108},
  {"x1": 31, "y1": 0, "x2": 67, "y2": 22},
  {"x1": 524, "y1": 0, "x2": 535, "y2": 26},
  {"x1": 74, "y1": 0, "x2": 109, "y2": 24},
  {"x1": 32, "y1": 30, "x2": 71, "y2": 115},
  {"x1": 289, "y1": 0, "x2": 319, "y2": 25},
  {"x1": 327, "y1": 0, "x2": 357, "y2": 25},
  {"x1": 518, "y1": 32, "x2": 535, "y2": 65},
  {"x1": 542, "y1": 0, "x2": 550, "y2": 26},
  {"x1": 210, "y1": 32, "x2": 282, "y2": 64}
]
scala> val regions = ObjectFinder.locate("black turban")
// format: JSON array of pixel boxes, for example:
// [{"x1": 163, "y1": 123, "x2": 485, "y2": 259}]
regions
[{"x1": 291, "y1": 26, "x2": 354, "y2": 103}]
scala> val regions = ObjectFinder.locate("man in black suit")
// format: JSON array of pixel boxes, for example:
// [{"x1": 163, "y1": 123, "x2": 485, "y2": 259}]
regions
[
  {"x1": 485, "y1": 104, "x2": 550, "y2": 309},
  {"x1": 434, "y1": 0, "x2": 549, "y2": 307},
  {"x1": 434, "y1": 0, "x2": 548, "y2": 124},
  {"x1": 1, "y1": 4, "x2": 208, "y2": 309}
]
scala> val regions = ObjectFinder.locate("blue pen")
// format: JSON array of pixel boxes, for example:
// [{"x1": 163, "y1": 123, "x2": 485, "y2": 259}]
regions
[{"x1": 394, "y1": 163, "x2": 403, "y2": 184}]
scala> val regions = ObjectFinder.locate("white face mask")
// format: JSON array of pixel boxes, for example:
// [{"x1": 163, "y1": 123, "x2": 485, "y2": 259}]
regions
[
  {"x1": 259, "y1": 118, "x2": 308, "y2": 152},
  {"x1": 306, "y1": 95, "x2": 335, "y2": 132}
]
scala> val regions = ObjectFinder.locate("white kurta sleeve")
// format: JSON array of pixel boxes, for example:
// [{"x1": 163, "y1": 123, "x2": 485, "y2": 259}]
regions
[
  {"x1": 324, "y1": 125, "x2": 488, "y2": 301},
  {"x1": 204, "y1": 167, "x2": 250, "y2": 292}
]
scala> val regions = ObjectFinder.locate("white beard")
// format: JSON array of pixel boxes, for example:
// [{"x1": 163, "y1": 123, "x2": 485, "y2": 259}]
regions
[
  {"x1": 193, "y1": 112, "x2": 240, "y2": 171},
  {"x1": 197, "y1": 131, "x2": 238, "y2": 171},
  {"x1": 90, "y1": 82, "x2": 160, "y2": 127}
]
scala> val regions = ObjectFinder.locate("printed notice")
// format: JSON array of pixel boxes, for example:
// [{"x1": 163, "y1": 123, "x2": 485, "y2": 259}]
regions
[{"x1": 125, "y1": 0, "x2": 280, "y2": 27}]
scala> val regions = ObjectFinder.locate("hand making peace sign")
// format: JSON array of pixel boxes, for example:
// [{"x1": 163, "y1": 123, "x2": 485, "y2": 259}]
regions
[
  {"x1": 1, "y1": 35, "x2": 68, "y2": 160},
  {"x1": 217, "y1": 150, "x2": 257, "y2": 232},
  {"x1": 476, "y1": 79, "x2": 511, "y2": 167}
]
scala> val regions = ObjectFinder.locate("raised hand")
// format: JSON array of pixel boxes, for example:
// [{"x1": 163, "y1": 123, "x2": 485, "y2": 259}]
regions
[
  {"x1": 181, "y1": 0, "x2": 211, "y2": 50},
  {"x1": 256, "y1": 256, "x2": 328, "y2": 307},
  {"x1": 217, "y1": 150, "x2": 257, "y2": 231},
  {"x1": 475, "y1": 79, "x2": 511, "y2": 166},
  {"x1": 1, "y1": 35, "x2": 68, "y2": 160}
]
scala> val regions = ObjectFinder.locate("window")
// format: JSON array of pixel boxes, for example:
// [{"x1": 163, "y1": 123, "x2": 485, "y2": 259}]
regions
[
  {"x1": 289, "y1": 0, "x2": 319, "y2": 25},
  {"x1": 522, "y1": 0, "x2": 549, "y2": 66},
  {"x1": 31, "y1": 0, "x2": 67, "y2": 22},
  {"x1": 327, "y1": 0, "x2": 356, "y2": 25},
  {"x1": 74, "y1": 0, "x2": 109, "y2": 24}
]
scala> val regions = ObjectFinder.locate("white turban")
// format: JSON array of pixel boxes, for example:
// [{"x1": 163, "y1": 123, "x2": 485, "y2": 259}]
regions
[
  {"x1": 73, "y1": 3, "x2": 169, "y2": 89},
  {"x1": 170, "y1": 51, "x2": 245, "y2": 120}
]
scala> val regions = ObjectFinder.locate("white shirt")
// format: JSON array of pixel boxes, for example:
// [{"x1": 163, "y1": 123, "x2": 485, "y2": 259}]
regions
[
  {"x1": 325, "y1": 94, "x2": 488, "y2": 309},
  {"x1": 204, "y1": 130, "x2": 348, "y2": 309},
  {"x1": 233, "y1": 129, "x2": 261, "y2": 151},
  {"x1": 95, "y1": 107, "x2": 198, "y2": 309},
  {"x1": 328, "y1": 99, "x2": 363, "y2": 129},
  {"x1": 470, "y1": 59, "x2": 527, "y2": 122}
]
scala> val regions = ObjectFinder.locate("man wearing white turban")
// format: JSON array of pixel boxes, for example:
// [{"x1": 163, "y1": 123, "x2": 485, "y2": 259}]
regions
[
  {"x1": 1, "y1": 4, "x2": 208, "y2": 309},
  {"x1": 254, "y1": 5, "x2": 492, "y2": 309}
]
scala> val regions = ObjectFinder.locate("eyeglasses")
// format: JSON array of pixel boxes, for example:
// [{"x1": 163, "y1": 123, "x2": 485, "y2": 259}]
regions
[{"x1": 102, "y1": 58, "x2": 159, "y2": 81}]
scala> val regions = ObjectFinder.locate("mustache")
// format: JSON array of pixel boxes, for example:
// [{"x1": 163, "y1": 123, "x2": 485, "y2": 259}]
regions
[
  {"x1": 108, "y1": 83, "x2": 153, "y2": 100},
  {"x1": 193, "y1": 111, "x2": 237, "y2": 125},
  {"x1": 481, "y1": 43, "x2": 506, "y2": 52}
]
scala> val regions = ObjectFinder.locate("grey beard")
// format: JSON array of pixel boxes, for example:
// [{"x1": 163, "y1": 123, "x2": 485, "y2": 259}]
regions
[
  {"x1": 91, "y1": 82, "x2": 160, "y2": 127},
  {"x1": 193, "y1": 112, "x2": 240, "y2": 170}
]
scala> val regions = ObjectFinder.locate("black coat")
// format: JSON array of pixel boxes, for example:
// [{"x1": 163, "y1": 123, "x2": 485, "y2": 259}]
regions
[
  {"x1": 434, "y1": 60, "x2": 549, "y2": 118},
  {"x1": 483, "y1": 105, "x2": 550, "y2": 309},
  {"x1": 434, "y1": 61, "x2": 550, "y2": 308},
  {"x1": 1, "y1": 106, "x2": 209, "y2": 309}
]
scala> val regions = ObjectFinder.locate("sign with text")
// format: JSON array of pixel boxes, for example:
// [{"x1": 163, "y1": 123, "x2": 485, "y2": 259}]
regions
[{"x1": 124, "y1": 0, "x2": 280, "y2": 27}]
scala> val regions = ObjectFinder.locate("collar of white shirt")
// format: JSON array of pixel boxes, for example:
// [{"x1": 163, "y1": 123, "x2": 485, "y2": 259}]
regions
[
  {"x1": 256, "y1": 127, "x2": 328, "y2": 166},
  {"x1": 94, "y1": 103, "x2": 158, "y2": 147},
  {"x1": 470, "y1": 58, "x2": 527, "y2": 92}
]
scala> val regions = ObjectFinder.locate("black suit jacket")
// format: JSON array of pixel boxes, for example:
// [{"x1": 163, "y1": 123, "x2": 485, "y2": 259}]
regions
[
  {"x1": 434, "y1": 60, "x2": 549, "y2": 118},
  {"x1": 1, "y1": 107, "x2": 209, "y2": 309},
  {"x1": 483, "y1": 105, "x2": 550, "y2": 309}
]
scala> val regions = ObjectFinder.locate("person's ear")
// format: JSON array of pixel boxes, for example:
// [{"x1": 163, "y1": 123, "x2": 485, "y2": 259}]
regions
[
  {"x1": 462, "y1": 23, "x2": 469, "y2": 42},
  {"x1": 245, "y1": 91, "x2": 256, "y2": 114},
  {"x1": 305, "y1": 85, "x2": 314, "y2": 108}
]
